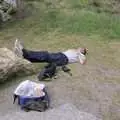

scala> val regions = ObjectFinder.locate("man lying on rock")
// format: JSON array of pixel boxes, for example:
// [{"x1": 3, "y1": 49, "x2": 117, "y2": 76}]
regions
[{"x1": 14, "y1": 39, "x2": 88, "y2": 80}]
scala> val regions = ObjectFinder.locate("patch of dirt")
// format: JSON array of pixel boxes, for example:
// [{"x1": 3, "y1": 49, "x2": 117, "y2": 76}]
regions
[
  {"x1": 0, "y1": 62, "x2": 119, "y2": 120},
  {"x1": 0, "y1": 36, "x2": 119, "y2": 120}
]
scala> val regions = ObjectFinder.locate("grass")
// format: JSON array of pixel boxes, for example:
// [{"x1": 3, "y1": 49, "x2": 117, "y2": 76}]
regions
[
  {"x1": 0, "y1": 0, "x2": 120, "y2": 68},
  {"x1": 0, "y1": 0, "x2": 119, "y2": 67},
  {"x1": 1, "y1": 0, "x2": 120, "y2": 41}
]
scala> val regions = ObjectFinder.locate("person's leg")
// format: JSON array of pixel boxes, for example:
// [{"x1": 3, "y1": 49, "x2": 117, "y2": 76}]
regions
[
  {"x1": 14, "y1": 39, "x2": 24, "y2": 58},
  {"x1": 14, "y1": 39, "x2": 50, "y2": 63},
  {"x1": 38, "y1": 63, "x2": 57, "y2": 81},
  {"x1": 49, "y1": 53, "x2": 72, "y2": 75},
  {"x1": 22, "y1": 49, "x2": 49, "y2": 63},
  {"x1": 49, "y1": 52, "x2": 69, "y2": 66}
]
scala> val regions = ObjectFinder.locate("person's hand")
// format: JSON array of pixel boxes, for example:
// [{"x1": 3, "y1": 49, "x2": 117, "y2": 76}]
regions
[{"x1": 79, "y1": 53, "x2": 86, "y2": 65}]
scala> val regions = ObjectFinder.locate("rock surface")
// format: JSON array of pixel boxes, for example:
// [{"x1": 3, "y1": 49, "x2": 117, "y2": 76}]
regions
[
  {"x1": 1, "y1": 104, "x2": 101, "y2": 120},
  {"x1": 0, "y1": 48, "x2": 35, "y2": 83},
  {"x1": 0, "y1": 0, "x2": 17, "y2": 21}
]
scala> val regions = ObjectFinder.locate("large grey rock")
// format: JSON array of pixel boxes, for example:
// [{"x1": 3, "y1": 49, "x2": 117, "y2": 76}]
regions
[
  {"x1": 1, "y1": 104, "x2": 102, "y2": 120},
  {"x1": 0, "y1": 0, "x2": 17, "y2": 21},
  {"x1": 4, "y1": 0, "x2": 17, "y2": 7},
  {"x1": 0, "y1": 48, "x2": 36, "y2": 83},
  {"x1": 0, "y1": 9, "x2": 11, "y2": 21}
]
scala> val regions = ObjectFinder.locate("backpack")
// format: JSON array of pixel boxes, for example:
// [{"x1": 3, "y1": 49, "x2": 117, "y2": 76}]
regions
[
  {"x1": 21, "y1": 88, "x2": 50, "y2": 112},
  {"x1": 13, "y1": 80, "x2": 50, "y2": 112}
]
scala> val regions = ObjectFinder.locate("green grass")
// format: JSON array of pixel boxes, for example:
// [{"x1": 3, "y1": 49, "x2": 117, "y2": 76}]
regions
[
  {"x1": 0, "y1": 1, "x2": 120, "y2": 70},
  {"x1": 1, "y1": 0, "x2": 120, "y2": 43},
  {"x1": 0, "y1": 0, "x2": 120, "y2": 67}
]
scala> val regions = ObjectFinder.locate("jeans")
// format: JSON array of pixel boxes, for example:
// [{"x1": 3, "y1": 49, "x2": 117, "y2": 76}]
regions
[{"x1": 22, "y1": 49, "x2": 68, "y2": 66}]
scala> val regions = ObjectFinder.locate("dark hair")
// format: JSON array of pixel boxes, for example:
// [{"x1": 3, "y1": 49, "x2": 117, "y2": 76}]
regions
[{"x1": 82, "y1": 48, "x2": 87, "y2": 55}]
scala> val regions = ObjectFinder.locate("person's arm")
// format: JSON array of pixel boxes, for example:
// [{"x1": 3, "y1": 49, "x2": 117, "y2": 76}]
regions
[
  {"x1": 78, "y1": 53, "x2": 86, "y2": 65},
  {"x1": 62, "y1": 66, "x2": 72, "y2": 76}
]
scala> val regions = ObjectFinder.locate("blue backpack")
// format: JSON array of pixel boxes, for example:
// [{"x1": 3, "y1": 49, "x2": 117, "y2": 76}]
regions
[{"x1": 13, "y1": 81, "x2": 50, "y2": 112}]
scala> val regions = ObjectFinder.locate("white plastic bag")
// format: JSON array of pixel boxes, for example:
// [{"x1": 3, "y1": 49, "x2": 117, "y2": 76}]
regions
[{"x1": 14, "y1": 80, "x2": 45, "y2": 97}]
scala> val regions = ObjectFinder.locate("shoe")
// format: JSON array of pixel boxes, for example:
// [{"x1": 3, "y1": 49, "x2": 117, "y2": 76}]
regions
[
  {"x1": 14, "y1": 39, "x2": 24, "y2": 58},
  {"x1": 38, "y1": 69, "x2": 46, "y2": 81},
  {"x1": 61, "y1": 66, "x2": 72, "y2": 76},
  {"x1": 38, "y1": 68, "x2": 52, "y2": 81},
  {"x1": 62, "y1": 66, "x2": 71, "y2": 72}
]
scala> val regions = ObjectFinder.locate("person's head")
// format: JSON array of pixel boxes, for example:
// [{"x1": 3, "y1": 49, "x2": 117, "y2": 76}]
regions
[{"x1": 78, "y1": 48, "x2": 88, "y2": 55}]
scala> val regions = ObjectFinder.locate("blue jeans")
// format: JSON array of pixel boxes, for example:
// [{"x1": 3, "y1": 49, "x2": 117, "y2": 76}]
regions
[{"x1": 22, "y1": 49, "x2": 68, "y2": 66}]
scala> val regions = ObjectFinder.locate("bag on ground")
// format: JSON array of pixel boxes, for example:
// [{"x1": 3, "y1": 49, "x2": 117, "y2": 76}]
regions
[{"x1": 13, "y1": 80, "x2": 50, "y2": 112}]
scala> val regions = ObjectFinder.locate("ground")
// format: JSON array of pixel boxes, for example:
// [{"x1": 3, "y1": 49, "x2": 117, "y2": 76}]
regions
[
  {"x1": 0, "y1": 0, "x2": 120, "y2": 120},
  {"x1": 0, "y1": 35, "x2": 120, "y2": 120}
]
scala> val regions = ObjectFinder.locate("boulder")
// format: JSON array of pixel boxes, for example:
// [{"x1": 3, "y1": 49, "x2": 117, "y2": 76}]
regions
[
  {"x1": 0, "y1": 48, "x2": 36, "y2": 83},
  {"x1": 0, "y1": 0, "x2": 17, "y2": 22},
  {"x1": 4, "y1": 0, "x2": 17, "y2": 8},
  {"x1": 0, "y1": 9, "x2": 11, "y2": 22}
]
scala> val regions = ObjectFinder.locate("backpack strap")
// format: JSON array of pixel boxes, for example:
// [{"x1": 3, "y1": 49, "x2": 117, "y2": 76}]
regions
[{"x1": 13, "y1": 94, "x2": 18, "y2": 104}]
